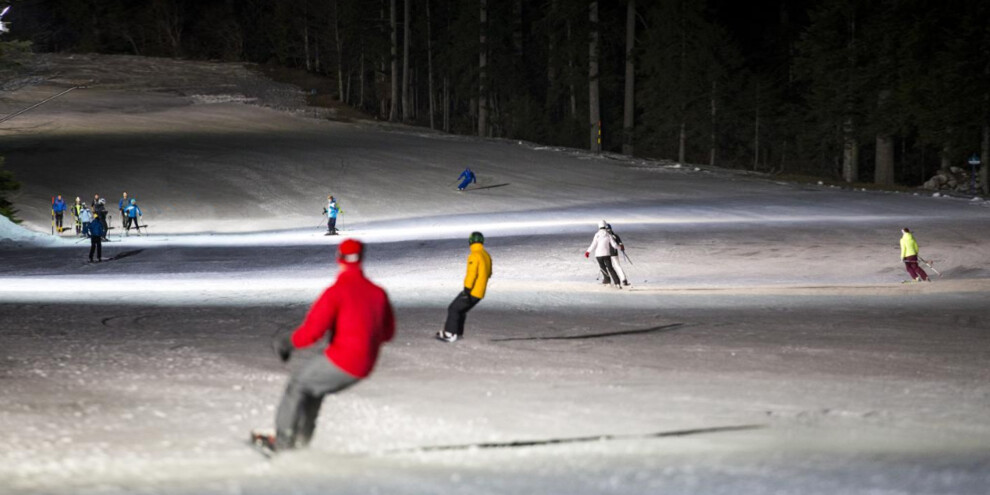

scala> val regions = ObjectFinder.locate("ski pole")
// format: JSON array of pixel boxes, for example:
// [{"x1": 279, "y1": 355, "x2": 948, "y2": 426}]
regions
[
  {"x1": 621, "y1": 250, "x2": 633, "y2": 265},
  {"x1": 917, "y1": 257, "x2": 942, "y2": 277}
]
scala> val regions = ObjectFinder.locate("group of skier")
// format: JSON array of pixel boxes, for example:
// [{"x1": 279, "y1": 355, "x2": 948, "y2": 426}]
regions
[{"x1": 51, "y1": 192, "x2": 144, "y2": 262}]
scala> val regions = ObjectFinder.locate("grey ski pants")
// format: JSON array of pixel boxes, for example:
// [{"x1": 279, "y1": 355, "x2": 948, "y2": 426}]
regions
[{"x1": 275, "y1": 355, "x2": 359, "y2": 450}]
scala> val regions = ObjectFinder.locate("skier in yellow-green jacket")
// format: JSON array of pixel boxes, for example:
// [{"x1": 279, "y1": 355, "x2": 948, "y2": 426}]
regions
[
  {"x1": 437, "y1": 232, "x2": 492, "y2": 342},
  {"x1": 900, "y1": 227, "x2": 929, "y2": 282}
]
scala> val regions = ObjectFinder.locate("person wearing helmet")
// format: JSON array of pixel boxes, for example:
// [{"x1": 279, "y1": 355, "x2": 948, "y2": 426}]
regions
[
  {"x1": 605, "y1": 223, "x2": 630, "y2": 286},
  {"x1": 585, "y1": 220, "x2": 621, "y2": 289},
  {"x1": 437, "y1": 231, "x2": 492, "y2": 342},
  {"x1": 456, "y1": 167, "x2": 477, "y2": 191},
  {"x1": 118, "y1": 192, "x2": 129, "y2": 229},
  {"x1": 256, "y1": 239, "x2": 395, "y2": 454},
  {"x1": 71, "y1": 197, "x2": 84, "y2": 235},
  {"x1": 324, "y1": 195, "x2": 341, "y2": 235},
  {"x1": 124, "y1": 198, "x2": 143, "y2": 235}
]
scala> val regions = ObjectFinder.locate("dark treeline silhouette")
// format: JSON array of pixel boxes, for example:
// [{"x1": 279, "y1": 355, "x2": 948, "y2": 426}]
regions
[{"x1": 7, "y1": 0, "x2": 990, "y2": 188}]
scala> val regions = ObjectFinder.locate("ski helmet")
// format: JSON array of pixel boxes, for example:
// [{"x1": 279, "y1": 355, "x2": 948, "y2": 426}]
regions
[
  {"x1": 130, "y1": 198, "x2": 136, "y2": 205},
  {"x1": 598, "y1": 220, "x2": 607, "y2": 229},
  {"x1": 336, "y1": 238, "x2": 363, "y2": 264},
  {"x1": 99, "y1": 198, "x2": 106, "y2": 204},
  {"x1": 469, "y1": 231, "x2": 484, "y2": 245}
]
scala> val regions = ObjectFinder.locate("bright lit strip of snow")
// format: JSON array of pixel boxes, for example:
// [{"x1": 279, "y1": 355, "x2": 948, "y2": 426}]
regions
[{"x1": 38, "y1": 212, "x2": 920, "y2": 249}]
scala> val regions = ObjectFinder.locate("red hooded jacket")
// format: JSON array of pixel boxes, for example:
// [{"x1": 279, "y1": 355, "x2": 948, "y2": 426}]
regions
[{"x1": 291, "y1": 265, "x2": 395, "y2": 378}]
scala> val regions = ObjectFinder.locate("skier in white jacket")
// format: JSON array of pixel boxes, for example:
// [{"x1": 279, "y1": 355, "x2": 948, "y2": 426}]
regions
[{"x1": 584, "y1": 220, "x2": 622, "y2": 289}]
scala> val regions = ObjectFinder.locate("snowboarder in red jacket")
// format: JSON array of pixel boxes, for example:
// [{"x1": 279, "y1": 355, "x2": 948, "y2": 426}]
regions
[{"x1": 258, "y1": 239, "x2": 395, "y2": 453}]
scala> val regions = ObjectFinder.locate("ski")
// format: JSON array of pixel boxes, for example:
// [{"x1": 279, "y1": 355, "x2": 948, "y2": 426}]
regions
[
  {"x1": 917, "y1": 257, "x2": 942, "y2": 278},
  {"x1": 248, "y1": 430, "x2": 277, "y2": 459}
]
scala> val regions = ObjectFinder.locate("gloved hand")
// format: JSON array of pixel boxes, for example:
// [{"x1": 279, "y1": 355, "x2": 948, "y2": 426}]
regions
[
  {"x1": 584, "y1": 252, "x2": 590, "y2": 258},
  {"x1": 620, "y1": 245, "x2": 625, "y2": 251},
  {"x1": 463, "y1": 287, "x2": 472, "y2": 297},
  {"x1": 272, "y1": 332, "x2": 294, "y2": 363}
]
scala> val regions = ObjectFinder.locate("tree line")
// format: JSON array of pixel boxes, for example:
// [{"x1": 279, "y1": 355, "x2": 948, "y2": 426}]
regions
[{"x1": 8, "y1": 0, "x2": 990, "y2": 190}]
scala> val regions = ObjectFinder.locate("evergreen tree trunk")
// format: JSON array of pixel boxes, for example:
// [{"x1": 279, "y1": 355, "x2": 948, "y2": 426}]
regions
[
  {"x1": 709, "y1": 80, "x2": 717, "y2": 167},
  {"x1": 390, "y1": 0, "x2": 400, "y2": 121},
  {"x1": 754, "y1": 81, "x2": 760, "y2": 170},
  {"x1": 443, "y1": 75, "x2": 450, "y2": 132},
  {"x1": 547, "y1": 0, "x2": 557, "y2": 110},
  {"x1": 842, "y1": 117, "x2": 859, "y2": 182},
  {"x1": 359, "y1": 50, "x2": 365, "y2": 110},
  {"x1": 621, "y1": 0, "x2": 635, "y2": 156},
  {"x1": 874, "y1": 90, "x2": 895, "y2": 186},
  {"x1": 875, "y1": 134, "x2": 894, "y2": 185},
  {"x1": 304, "y1": 23, "x2": 311, "y2": 72},
  {"x1": 478, "y1": 0, "x2": 489, "y2": 137},
  {"x1": 678, "y1": 121, "x2": 686, "y2": 165},
  {"x1": 402, "y1": 0, "x2": 412, "y2": 122},
  {"x1": 588, "y1": 1, "x2": 600, "y2": 153},
  {"x1": 427, "y1": 0, "x2": 435, "y2": 129},
  {"x1": 334, "y1": 0, "x2": 345, "y2": 102},
  {"x1": 982, "y1": 123, "x2": 989, "y2": 195},
  {"x1": 567, "y1": 20, "x2": 577, "y2": 119}
]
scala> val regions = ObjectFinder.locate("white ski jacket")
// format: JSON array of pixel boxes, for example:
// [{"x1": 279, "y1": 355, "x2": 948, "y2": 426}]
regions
[{"x1": 586, "y1": 229, "x2": 618, "y2": 257}]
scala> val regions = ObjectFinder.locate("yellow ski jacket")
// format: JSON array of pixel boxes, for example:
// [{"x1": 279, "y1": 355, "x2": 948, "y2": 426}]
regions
[
  {"x1": 900, "y1": 232, "x2": 919, "y2": 259},
  {"x1": 464, "y1": 242, "x2": 493, "y2": 299}
]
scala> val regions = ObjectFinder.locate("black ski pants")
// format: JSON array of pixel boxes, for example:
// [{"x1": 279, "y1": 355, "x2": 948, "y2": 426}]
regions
[
  {"x1": 444, "y1": 290, "x2": 481, "y2": 337},
  {"x1": 596, "y1": 256, "x2": 620, "y2": 286},
  {"x1": 327, "y1": 216, "x2": 337, "y2": 234},
  {"x1": 126, "y1": 216, "x2": 141, "y2": 232},
  {"x1": 275, "y1": 356, "x2": 359, "y2": 450},
  {"x1": 55, "y1": 212, "x2": 63, "y2": 230},
  {"x1": 89, "y1": 236, "x2": 102, "y2": 261}
]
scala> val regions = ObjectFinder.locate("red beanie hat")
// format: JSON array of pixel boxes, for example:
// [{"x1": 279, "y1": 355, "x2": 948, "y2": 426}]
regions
[{"x1": 337, "y1": 238, "x2": 363, "y2": 264}]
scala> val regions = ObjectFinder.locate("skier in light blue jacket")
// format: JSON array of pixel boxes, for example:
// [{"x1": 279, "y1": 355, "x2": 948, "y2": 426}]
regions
[{"x1": 124, "y1": 198, "x2": 143, "y2": 235}]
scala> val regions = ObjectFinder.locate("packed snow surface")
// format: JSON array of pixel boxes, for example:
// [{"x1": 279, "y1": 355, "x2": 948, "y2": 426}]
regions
[{"x1": 1, "y1": 54, "x2": 989, "y2": 494}]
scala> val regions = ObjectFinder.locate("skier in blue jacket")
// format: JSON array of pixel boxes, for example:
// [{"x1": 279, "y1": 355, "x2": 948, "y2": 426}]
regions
[
  {"x1": 124, "y1": 198, "x2": 143, "y2": 235},
  {"x1": 457, "y1": 168, "x2": 477, "y2": 191},
  {"x1": 324, "y1": 195, "x2": 341, "y2": 235},
  {"x1": 52, "y1": 195, "x2": 67, "y2": 232},
  {"x1": 85, "y1": 215, "x2": 105, "y2": 262}
]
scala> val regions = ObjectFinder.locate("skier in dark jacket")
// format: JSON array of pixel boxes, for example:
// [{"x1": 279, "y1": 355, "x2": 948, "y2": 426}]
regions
[
  {"x1": 94, "y1": 198, "x2": 109, "y2": 241},
  {"x1": 52, "y1": 195, "x2": 67, "y2": 232},
  {"x1": 457, "y1": 168, "x2": 477, "y2": 191},
  {"x1": 255, "y1": 239, "x2": 395, "y2": 454},
  {"x1": 118, "y1": 192, "x2": 129, "y2": 228},
  {"x1": 85, "y1": 216, "x2": 105, "y2": 262}
]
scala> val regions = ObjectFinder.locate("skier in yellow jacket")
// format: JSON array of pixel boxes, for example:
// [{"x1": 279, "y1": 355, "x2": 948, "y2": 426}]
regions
[
  {"x1": 900, "y1": 227, "x2": 929, "y2": 282},
  {"x1": 437, "y1": 232, "x2": 492, "y2": 342}
]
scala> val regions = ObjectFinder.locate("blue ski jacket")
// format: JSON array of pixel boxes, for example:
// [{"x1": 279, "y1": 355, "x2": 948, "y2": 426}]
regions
[
  {"x1": 79, "y1": 208, "x2": 93, "y2": 223},
  {"x1": 125, "y1": 204, "x2": 142, "y2": 218},
  {"x1": 118, "y1": 197, "x2": 128, "y2": 210},
  {"x1": 326, "y1": 201, "x2": 340, "y2": 218},
  {"x1": 86, "y1": 219, "x2": 105, "y2": 238},
  {"x1": 458, "y1": 169, "x2": 476, "y2": 183},
  {"x1": 52, "y1": 198, "x2": 66, "y2": 213}
]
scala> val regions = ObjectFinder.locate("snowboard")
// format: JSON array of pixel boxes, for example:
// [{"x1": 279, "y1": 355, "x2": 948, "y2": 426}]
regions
[{"x1": 248, "y1": 430, "x2": 277, "y2": 459}]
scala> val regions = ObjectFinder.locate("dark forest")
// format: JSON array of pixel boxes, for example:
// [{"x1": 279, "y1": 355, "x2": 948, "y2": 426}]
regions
[{"x1": 5, "y1": 0, "x2": 990, "y2": 187}]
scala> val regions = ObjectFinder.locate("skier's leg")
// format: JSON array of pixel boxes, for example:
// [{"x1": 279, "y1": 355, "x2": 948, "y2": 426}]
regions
[
  {"x1": 595, "y1": 257, "x2": 612, "y2": 284},
  {"x1": 95, "y1": 238, "x2": 102, "y2": 261},
  {"x1": 55, "y1": 213, "x2": 62, "y2": 230},
  {"x1": 600, "y1": 256, "x2": 620, "y2": 287},
  {"x1": 444, "y1": 292, "x2": 480, "y2": 337},
  {"x1": 89, "y1": 237, "x2": 96, "y2": 261},
  {"x1": 275, "y1": 355, "x2": 358, "y2": 451},
  {"x1": 294, "y1": 395, "x2": 323, "y2": 448},
  {"x1": 611, "y1": 255, "x2": 628, "y2": 284},
  {"x1": 329, "y1": 217, "x2": 337, "y2": 234},
  {"x1": 458, "y1": 178, "x2": 471, "y2": 190},
  {"x1": 903, "y1": 256, "x2": 920, "y2": 280}
]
